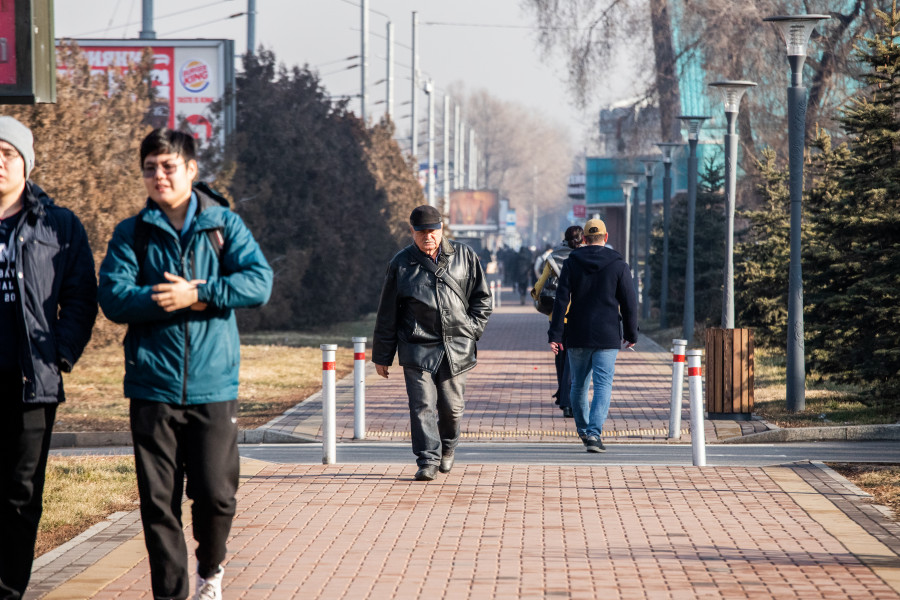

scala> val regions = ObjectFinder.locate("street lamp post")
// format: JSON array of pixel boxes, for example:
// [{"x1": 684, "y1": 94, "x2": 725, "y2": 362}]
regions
[
  {"x1": 656, "y1": 143, "x2": 682, "y2": 329},
  {"x1": 677, "y1": 116, "x2": 710, "y2": 342},
  {"x1": 709, "y1": 80, "x2": 757, "y2": 329},
  {"x1": 630, "y1": 173, "x2": 644, "y2": 300},
  {"x1": 763, "y1": 14, "x2": 830, "y2": 412},
  {"x1": 642, "y1": 160, "x2": 659, "y2": 320},
  {"x1": 621, "y1": 179, "x2": 637, "y2": 265}
]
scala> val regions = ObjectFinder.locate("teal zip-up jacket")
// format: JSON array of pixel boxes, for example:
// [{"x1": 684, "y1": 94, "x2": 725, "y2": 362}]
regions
[{"x1": 98, "y1": 184, "x2": 272, "y2": 405}]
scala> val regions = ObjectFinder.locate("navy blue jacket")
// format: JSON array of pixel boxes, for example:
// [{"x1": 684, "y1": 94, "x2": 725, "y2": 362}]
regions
[
  {"x1": 547, "y1": 244, "x2": 638, "y2": 349},
  {"x1": 98, "y1": 184, "x2": 272, "y2": 405},
  {"x1": 11, "y1": 182, "x2": 98, "y2": 403}
]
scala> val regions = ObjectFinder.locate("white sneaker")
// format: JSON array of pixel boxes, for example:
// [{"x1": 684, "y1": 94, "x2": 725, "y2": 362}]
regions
[{"x1": 194, "y1": 566, "x2": 224, "y2": 600}]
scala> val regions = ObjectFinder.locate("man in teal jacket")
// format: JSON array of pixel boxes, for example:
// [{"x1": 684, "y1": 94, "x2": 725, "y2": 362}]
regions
[{"x1": 99, "y1": 129, "x2": 272, "y2": 600}]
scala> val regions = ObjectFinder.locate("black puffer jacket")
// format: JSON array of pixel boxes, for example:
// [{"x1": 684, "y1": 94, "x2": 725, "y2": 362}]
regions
[
  {"x1": 12, "y1": 182, "x2": 98, "y2": 403},
  {"x1": 373, "y1": 237, "x2": 492, "y2": 376},
  {"x1": 548, "y1": 244, "x2": 637, "y2": 349}
]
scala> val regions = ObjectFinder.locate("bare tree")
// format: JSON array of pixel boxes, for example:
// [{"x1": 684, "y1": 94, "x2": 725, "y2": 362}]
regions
[{"x1": 447, "y1": 84, "x2": 574, "y2": 238}]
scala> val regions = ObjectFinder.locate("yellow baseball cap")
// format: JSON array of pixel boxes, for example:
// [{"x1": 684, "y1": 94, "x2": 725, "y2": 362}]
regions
[{"x1": 585, "y1": 218, "x2": 607, "y2": 236}]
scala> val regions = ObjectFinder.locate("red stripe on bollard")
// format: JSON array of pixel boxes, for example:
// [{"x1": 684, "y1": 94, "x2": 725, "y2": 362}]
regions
[
  {"x1": 673, "y1": 355, "x2": 686, "y2": 362},
  {"x1": 323, "y1": 361, "x2": 336, "y2": 370},
  {"x1": 354, "y1": 352, "x2": 365, "y2": 361},
  {"x1": 688, "y1": 367, "x2": 701, "y2": 376}
]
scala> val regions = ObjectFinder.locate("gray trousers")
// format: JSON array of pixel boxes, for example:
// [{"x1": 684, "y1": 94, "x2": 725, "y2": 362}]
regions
[{"x1": 403, "y1": 358, "x2": 467, "y2": 467}]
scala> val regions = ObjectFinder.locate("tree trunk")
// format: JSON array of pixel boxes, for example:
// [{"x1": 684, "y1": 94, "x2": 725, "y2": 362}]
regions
[{"x1": 649, "y1": 0, "x2": 681, "y2": 142}]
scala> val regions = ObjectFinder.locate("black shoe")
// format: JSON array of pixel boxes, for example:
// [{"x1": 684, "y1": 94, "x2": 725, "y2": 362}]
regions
[
  {"x1": 439, "y1": 453, "x2": 455, "y2": 473},
  {"x1": 562, "y1": 407, "x2": 573, "y2": 418},
  {"x1": 415, "y1": 465, "x2": 438, "y2": 481},
  {"x1": 585, "y1": 437, "x2": 606, "y2": 453}
]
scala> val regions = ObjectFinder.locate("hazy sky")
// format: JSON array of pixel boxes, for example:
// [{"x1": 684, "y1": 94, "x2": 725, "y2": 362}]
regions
[{"x1": 54, "y1": 0, "x2": 638, "y2": 146}]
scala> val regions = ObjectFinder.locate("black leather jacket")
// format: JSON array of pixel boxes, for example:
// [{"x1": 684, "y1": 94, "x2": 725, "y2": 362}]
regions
[
  {"x1": 11, "y1": 182, "x2": 98, "y2": 403},
  {"x1": 373, "y1": 237, "x2": 492, "y2": 376}
]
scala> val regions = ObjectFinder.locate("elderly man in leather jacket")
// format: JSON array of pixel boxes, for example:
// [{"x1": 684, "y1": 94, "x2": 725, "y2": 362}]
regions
[{"x1": 373, "y1": 205, "x2": 492, "y2": 481}]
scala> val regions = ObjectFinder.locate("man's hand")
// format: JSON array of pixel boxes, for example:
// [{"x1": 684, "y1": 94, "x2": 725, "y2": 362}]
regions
[
  {"x1": 623, "y1": 341, "x2": 636, "y2": 350},
  {"x1": 550, "y1": 341, "x2": 564, "y2": 355},
  {"x1": 151, "y1": 272, "x2": 207, "y2": 312},
  {"x1": 375, "y1": 364, "x2": 390, "y2": 379}
]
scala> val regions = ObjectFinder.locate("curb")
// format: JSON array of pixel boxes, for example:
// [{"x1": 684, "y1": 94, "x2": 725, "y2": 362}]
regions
[{"x1": 720, "y1": 423, "x2": 900, "y2": 444}]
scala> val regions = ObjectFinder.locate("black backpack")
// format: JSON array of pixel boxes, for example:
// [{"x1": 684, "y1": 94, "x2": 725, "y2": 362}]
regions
[{"x1": 534, "y1": 256, "x2": 561, "y2": 315}]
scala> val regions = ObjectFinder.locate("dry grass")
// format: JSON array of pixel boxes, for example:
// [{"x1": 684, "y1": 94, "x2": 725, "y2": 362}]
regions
[
  {"x1": 59, "y1": 343, "x2": 356, "y2": 431},
  {"x1": 640, "y1": 319, "x2": 897, "y2": 427},
  {"x1": 828, "y1": 463, "x2": 900, "y2": 521},
  {"x1": 37, "y1": 455, "x2": 139, "y2": 557}
]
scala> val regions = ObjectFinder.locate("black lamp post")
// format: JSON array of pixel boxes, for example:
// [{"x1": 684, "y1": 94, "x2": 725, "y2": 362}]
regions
[
  {"x1": 642, "y1": 160, "x2": 659, "y2": 320},
  {"x1": 677, "y1": 116, "x2": 709, "y2": 342},
  {"x1": 708, "y1": 80, "x2": 757, "y2": 329},
  {"x1": 655, "y1": 143, "x2": 682, "y2": 330},
  {"x1": 763, "y1": 14, "x2": 830, "y2": 412}
]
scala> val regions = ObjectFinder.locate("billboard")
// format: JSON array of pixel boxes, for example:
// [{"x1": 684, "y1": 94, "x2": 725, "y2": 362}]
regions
[
  {"x1": 448, "y1": 189, "x2": 500, "y2": 232},
  {"x1": 57, "y1": 39, "x2": 235, "y2": 146},
  {"x1": 0, "y1": 0, "x2": 55, "y2": 103}
]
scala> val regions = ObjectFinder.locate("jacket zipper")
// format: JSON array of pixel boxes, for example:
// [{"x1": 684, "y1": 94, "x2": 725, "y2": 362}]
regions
[{"x1": 181, "y1": 248, "x2": 190, "y2": 404}]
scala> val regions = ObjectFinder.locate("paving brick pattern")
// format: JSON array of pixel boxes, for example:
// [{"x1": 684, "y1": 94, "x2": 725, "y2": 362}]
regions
[
  {"x1": 69, "y1": 464, "x2": 898, "y2": 600},
  {"x1": 269, "y1": 299, "x2": 765, "y2": 444}
]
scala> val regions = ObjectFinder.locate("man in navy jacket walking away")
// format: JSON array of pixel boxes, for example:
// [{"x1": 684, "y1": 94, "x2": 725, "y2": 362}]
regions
[
  {"x1": 548, "y1": 218, "x2": 638, "y2": 453},
  {"x1": 99, "y1": 129, "x2": 272, "y2": 600}
]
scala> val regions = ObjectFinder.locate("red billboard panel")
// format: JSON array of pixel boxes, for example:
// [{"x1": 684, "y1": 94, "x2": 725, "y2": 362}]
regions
[{"x1": 448, "y1": 190, "x2": 500, "y2": 231}]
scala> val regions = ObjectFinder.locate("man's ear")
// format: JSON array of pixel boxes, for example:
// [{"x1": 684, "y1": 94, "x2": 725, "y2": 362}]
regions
[{"x1": 187, "y1": 159, "x2": 199, "y2": 181}]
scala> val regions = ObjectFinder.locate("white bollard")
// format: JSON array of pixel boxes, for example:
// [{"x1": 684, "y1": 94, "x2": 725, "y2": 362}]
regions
[
  {"x1": 669, "y1": 338, "x2": 688, "y2": 440},
  {"x1": 352, "y1": 337, "x2": 367, "y2": 440},
  {"x1": 490, "y1": 281, "x2": 496, "y2": 309},
  {"x1": 495, "y1": 280, "x2": 501, "y2": 308},
  {"x1": 686, "y1": 349, "x2": 706, "y2": 466},
  {"x1": 321, "y1": 344, "x2": 337, "y2": 464}
]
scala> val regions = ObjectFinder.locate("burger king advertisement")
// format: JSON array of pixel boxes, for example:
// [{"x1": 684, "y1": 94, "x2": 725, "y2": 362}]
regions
[{"x1": 57, "y1": 39, "x2": 235, "y2": 146}]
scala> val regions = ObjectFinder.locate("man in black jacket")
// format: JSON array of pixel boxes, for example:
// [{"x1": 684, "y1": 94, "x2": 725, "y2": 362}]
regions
[
  {"x1": 0, "y1": 117, "x2": 98, "y2": 600},
  {"x1": 548, "y1": 218, "x2": 637, "y2": 453},
  {"x1": 373, "y1": 205, "x2": 492, "y2": 481}
]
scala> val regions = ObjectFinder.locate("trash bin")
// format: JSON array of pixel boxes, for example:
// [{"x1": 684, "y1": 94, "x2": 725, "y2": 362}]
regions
[{"x1": 704, "y1": 328, "x2": 754, "y2": 420}]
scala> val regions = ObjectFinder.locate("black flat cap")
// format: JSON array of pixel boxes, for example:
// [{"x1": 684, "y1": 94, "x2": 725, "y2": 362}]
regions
[{"x1": 409, "y1": 205, "x2": 443, "y2": 231}]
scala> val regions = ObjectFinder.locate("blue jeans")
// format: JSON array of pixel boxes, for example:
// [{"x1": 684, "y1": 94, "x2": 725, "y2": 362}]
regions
[{"x1": 567, "y1": 348, "x2": 619, "y2": 439}]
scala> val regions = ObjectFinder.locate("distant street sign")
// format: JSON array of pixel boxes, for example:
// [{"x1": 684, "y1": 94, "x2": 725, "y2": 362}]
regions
[{"x1": 573, "y1": 204, "x2": 586, "y2": 219}]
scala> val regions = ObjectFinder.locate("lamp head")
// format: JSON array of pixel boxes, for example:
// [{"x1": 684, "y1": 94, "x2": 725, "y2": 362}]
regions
[
  {"x1": 709, "y1": 80, "x2": 758, "y2": 113},
  {"x1": 677, "y1": 116, "x2": 710, "y2": 141},
  {"x1": 643, "y1": 160, "x2": 658, "y2": 178},
  {"x1": 621, "y1": 179, "x2": 636, "y2": 195},
  {"x1": 763, "y1": 15, "x2": 830, "y2": 57},
  {"x1": 656, "y1": 142, "x2": 682, "y2": 164}
]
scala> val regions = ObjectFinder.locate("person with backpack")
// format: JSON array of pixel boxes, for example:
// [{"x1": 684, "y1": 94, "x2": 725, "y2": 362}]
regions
[
  {"x1": 531, "y1": 225, "x2": 583, "y2": 418},
  {"x1": 0, "y1": 117, "x2": 97, "y2": 600},
  {"x1": 548, "y1": 219, "x2": 637, "y2": 453},
  {"x1": 98, "y1": 128, "x2": 272, "y2": 600}
]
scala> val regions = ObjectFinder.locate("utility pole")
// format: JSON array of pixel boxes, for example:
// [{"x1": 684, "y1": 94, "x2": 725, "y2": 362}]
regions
[
  {"x1": 454, "y1": 106, "x2": 461, "y2": 189},
  {"x1": 385, "y1": 21, "x2": 393, "y2": 119},
  {"x1": 468, "y1": 129, "x2": 476, "y2": 189},
  {"x1": 532, "y1": 166, "x2": 539, "y2": 246},
  {"x1": 247, "y1": 0, "x2": 256, "y2": 54},
  {"x1": 360, "y1": 0, "x2": 368, "y2": 124},
  {"x1": 410, "y1": 12, "x2": 418, "y2": 159},
  {"x1": 442, "y1": 95, "x2": 450, "y2": 214},
  {"x1": 425, "y1": 79, "x2": 435, "y2": 207},
  {"x1": 459, "y1": 122, "x2": 467, "y2": 188},
  {"x1": 140, "y1": 0, "x2": 156, "y2": 39}
]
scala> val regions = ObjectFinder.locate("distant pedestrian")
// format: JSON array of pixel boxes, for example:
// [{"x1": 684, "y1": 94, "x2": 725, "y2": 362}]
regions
[
  {"x1": 98, "y1": 128, "x2": 273, "y2": 600},
  {"x1": 548, "y1": 219, "x2": 637, "y2": 453},
  {"x1": 532, "y1": 225, "x2": 583, "y2": 418},
  {"x1": 0, "y1": 116, "x2": 98, "y2": 600},
  {"x1": 515, "y1": 246, "x2": 534, "y2": 304},
  {"x1": 373, "y1": 205, "x2": 492, "y2": 481}
]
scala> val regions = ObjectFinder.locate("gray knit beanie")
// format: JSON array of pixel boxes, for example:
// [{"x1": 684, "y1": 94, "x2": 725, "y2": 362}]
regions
[{"x1": 0, "y1": 116, "x2": 35, "y2": 178}]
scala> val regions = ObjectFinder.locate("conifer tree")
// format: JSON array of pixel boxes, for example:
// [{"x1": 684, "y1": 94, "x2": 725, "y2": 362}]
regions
[{"x1": 805, "y1": 2, "x2": 900, "y2": 400}]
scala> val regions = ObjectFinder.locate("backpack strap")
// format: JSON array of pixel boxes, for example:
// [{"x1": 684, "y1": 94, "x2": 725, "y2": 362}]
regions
[
  {"x1": 132, "y1": 217, "x2": 225, "y2": 284},
  {"x1": 545, "y1": 255, "x2": 561, "y2": 278}
]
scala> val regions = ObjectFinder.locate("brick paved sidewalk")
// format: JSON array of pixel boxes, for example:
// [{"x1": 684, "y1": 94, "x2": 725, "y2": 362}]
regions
[
  {"x1": 28, "y1": 460, "x2": 900, "y2": 599},
  {"x1": 264, "y1": 290, "x2": 766, "y2": 444}
]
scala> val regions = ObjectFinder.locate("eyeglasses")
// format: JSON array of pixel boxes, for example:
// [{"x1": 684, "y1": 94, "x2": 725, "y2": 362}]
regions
[
  {"x1": 142, "y1": 161, "x2": 184, "y2": 177},
  {"x1": 0, "y1": 147, "x2": 21, "y2": 163}
]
